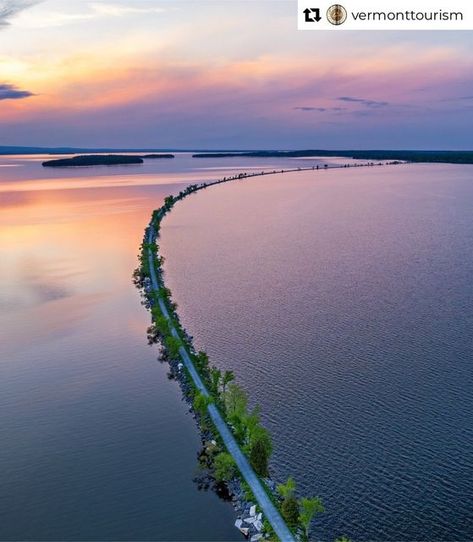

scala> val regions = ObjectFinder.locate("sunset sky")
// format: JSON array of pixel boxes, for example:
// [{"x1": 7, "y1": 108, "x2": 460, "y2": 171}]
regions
[{"x1": 1, "y1": 0, "x2": 472, "y2": 149}]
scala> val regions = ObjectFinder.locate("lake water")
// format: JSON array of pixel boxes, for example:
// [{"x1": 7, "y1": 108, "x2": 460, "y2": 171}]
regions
[
  {"x1": 160, "y1": 163, "x2": 473, "y2": 541},
  {"x1": 2, "y1": 155, "x2": 472, "y2": 541},
  {"x1": 0, "y1": 152, "x2": 336, "y2": 541}
]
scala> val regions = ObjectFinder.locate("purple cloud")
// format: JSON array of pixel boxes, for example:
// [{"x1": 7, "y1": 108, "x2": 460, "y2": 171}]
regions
[
  {"x1": 0, "y1": 83, "x2": 34, "y2": 100},
  {"x1": 294, "y1": 106, "x2": 346, "y2": 112},
  {"x1": 338, "y1": 96, "x2": 389, "y2": 108},
  {"x1": 294, "y1": 106, "x2": 327, "y2": 112}
]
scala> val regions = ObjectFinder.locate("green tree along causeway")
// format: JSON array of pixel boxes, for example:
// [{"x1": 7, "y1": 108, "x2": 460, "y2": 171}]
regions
[{"x1": 134, "y1": 165, "x2": 371, "y2": 540}]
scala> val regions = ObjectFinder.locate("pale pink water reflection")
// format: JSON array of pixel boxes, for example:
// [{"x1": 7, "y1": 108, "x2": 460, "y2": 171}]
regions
[{"x1": 0, "y1": 154, "x2": 249, "y2": 540}]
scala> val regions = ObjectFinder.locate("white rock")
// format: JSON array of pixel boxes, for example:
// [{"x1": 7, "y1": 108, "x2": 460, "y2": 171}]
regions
[
  {"x1": 250, "y1": 505, "x2": 257, "y2": 516},
  {"x1": 240, "y1": 528, "x2": 249, "y2": 537},
  {"x1": 257, "y1": 512, "x2": 262, "y2": 521},
  {"x1": 254, "y1": 520, "x2": 263, "y2": 532},
  {"x1": 244, "y1": 516, "x2": 256, "y2": 524},
  {"x1": 250, "y1": 535, "x2": 263, "y2": 542},
  {"x1": 234, "y1": 519, "x2": 242, "y2": 529}
]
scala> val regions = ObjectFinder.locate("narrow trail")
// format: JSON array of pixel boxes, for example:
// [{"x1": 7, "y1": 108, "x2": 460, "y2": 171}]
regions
[
  {"x1": 147, "y1": 224, "x2": 295, "y2": 541},
  {"x1": 145, "y1": 160, "x2": 396, "y2": 541}
]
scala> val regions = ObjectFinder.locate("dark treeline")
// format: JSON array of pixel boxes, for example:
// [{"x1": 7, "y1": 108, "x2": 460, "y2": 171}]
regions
[
  {"x1": 42, "y1": 154, "x2": 144, "y2": 167},
  {"x1": 142, "y1": 154, "x2": 175, "y2": 159},
  {"x1": 0, "y1": 146, "x2": 178, "y2": 155},
  {"x1": 192, "y1": 149, "x2": 473, "y2": 164},
  {"x1": 42, "y1": 153, "x2": 175, "y2": 167}
]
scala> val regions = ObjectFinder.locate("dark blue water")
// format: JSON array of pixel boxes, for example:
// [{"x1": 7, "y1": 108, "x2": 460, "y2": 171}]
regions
[{"x1": 160, "y1": 163, "x2": 473, "y2": 541}]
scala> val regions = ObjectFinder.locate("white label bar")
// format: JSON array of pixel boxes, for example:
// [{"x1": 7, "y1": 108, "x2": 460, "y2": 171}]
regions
[{"x1": 298, "y1": 0, "x2": 473, "y2": 30}]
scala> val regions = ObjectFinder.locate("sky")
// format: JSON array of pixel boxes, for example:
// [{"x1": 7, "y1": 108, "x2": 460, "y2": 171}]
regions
[{"x1": 0, "y1": 0, "x2": 472, "y2": 149}]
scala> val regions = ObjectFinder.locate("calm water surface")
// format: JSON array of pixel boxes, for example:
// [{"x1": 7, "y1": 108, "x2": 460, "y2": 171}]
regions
[
  {"x1": 160, "y1": 163, "x2": 473, "y2": 541},
  {"x1": 3, "y1": 153, "x2": 325, "y2": 540}
]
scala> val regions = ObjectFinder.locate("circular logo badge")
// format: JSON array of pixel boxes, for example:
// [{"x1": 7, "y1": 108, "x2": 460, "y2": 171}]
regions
[{"x1": 327, "y1": 4, "x2": 347, "y2": 25}]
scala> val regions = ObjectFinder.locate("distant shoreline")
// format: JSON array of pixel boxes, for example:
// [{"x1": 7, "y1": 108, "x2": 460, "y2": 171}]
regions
[
  {"x1": 0, "y1": 146, "x2": 247, "y2": 155},
  {"x1": 192, "y1": 150, "x2": 473, "y2": 164},
  {"x1": 2, "y1": 147, "x2": 473, "y2": 164}
]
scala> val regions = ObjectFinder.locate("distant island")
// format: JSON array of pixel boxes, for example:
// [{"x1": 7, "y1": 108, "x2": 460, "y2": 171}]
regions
[
  {"x1": 42, "y1": 155, "x2": 144, "y2": 167},
  {"x1": 192, "y1": 150, "x2": 473, "y2": 164}
]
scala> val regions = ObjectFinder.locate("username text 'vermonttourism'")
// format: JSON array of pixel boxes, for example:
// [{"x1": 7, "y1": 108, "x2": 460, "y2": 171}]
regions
[{"x1": 298, "y1": 0, "x2": 473, "y2": 30}]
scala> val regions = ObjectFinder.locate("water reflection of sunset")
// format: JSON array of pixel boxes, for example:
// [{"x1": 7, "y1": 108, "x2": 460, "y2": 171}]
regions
[
  {"x1": 0, "y1": 152, "x2": 240, "y2": 540},
  {"x1": 0, "y1": 168, "x2": 179, "y2": 359}
]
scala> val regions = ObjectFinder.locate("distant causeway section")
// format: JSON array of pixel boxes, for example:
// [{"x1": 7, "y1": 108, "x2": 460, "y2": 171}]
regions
[{"x1": 136, "y1": 160, "x2": 401, "y2": 541}]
